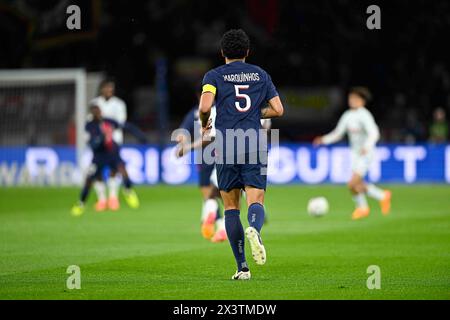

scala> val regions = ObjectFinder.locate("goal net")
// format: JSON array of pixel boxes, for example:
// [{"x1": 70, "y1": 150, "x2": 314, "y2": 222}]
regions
[{"x1": 0, "y1": 69, "x2": 87, "y2": 168}]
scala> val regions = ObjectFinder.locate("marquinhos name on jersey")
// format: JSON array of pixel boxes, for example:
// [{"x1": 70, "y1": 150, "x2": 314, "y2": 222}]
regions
[{"x1": 222, "y1": 72, "x2": 260, "y2": 82}]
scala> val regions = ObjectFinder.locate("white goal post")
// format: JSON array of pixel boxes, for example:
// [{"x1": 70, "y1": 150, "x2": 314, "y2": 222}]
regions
[{"x1": 0, "y1": 69, "x2": 87, "y2": 168}]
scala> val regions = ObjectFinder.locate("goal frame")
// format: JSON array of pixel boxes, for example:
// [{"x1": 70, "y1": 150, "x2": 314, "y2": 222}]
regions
[{"x1": 0, "y1": 69, "x2": 87, "y2": 167}]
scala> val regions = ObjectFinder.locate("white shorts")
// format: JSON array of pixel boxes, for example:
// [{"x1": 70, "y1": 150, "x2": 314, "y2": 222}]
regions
[{"x1": 351, "y1": 152, "x2": 373, "y2": 177}]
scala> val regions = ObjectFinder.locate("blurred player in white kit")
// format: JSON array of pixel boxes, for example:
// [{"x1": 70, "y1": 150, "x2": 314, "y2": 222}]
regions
[
  {"x1": 89, "y1": 79, "x2": 138, "y2": 211},
  {"x1": 313, "y1": 87, "x2": 391, "y2": 220}
]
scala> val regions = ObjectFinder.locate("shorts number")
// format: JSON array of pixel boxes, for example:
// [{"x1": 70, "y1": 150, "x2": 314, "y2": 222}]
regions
[{"x1": 234, "y1": 85, "x2": 251, "y2": 112}]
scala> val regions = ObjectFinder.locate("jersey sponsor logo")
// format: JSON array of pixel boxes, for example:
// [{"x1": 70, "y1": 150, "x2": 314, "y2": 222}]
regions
[{"x1": 223, "y1": 72, "x2": 260, "y2": 83}]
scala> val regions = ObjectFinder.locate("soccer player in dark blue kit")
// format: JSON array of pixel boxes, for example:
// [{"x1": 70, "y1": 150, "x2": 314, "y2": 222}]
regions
[
  {"x1": 199, "y1": 29, "x2": 284, "y2": 280},
  {"x1": 71, "y1": 105, "x2": 139, "y2": 216}
]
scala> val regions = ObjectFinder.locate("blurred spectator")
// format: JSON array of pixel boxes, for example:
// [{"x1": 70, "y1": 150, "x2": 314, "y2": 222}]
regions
[
  {"x1": 404, "y1": 109, "x2": 426, "y2": 144},
  {"x1": 429, "y1": 107, "x2": 448, "y2": 143}
]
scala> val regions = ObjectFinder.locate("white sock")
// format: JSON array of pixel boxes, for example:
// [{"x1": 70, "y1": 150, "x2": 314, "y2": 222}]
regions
[
  {"x1": 107, "y1": 177, "x2": 120, "y2": 199},
  {"x1": 367, "y1": 184, "x2": 385, "y2": 201},
  {"x1": 201, "y1": 199, "x2": 218, "y2": 222},
  {"x1": 353, "y1": 193, "x2": 368, "y2": 209},
  {"x1": 93, "y1": 181, "x2": 107, "y2": 202},
  {"x1": 216, "y1": 217, "x2": 225, "y2": 231}
]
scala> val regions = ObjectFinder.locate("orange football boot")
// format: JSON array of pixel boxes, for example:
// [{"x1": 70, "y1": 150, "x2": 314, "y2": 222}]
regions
[
  {"x1": 108, "y1": 197, "x2": 120, "y2": 211},
  {"x1": 380, "y1": 190, "x2": 392, "y2": 215},
  {"x1": 201, "y1": 211, "x2": 216, "y2": 239},
  {"x1": 352, "y1": 207, "x2": 370, "y2": 220},
  {"x1": 211, "y1": 229, "x2": 227, "y2": 243},
  {"x1": 95, "y1": 199, "x2": 107, "y2": 212}
]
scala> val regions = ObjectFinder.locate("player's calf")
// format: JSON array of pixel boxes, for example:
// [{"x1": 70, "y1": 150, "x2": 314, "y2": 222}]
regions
[
  {"x1": 93, "y1": 181, "x2": 107, "y2": 211},
  {"x1": 106, "y1": 175, "x2": 120, "y2": 211},
  {"x1": 247, "y1": 203, "x2": 265, "y2": 233}
]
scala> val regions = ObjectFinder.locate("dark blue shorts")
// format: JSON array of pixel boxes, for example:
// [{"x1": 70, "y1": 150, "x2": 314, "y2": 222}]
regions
[
  {"x1": 91, "y1": 151, "x2": 123, "y2": 178},
  {"x1": 198, "y1": 163, "x2": 215, "y2": 187},
  {"x1": 216, "y1": 162, "x2": 267, "y2": 192}
]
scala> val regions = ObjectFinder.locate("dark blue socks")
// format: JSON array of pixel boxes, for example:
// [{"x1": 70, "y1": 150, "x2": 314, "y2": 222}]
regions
[
  {"x1": 224, "y1": 209, "x2": 248, "y2": 271},
  {"x1": 80, "y1": 185, "x2": 89, "y2": 203},
  {"x1": 225, "y1": 204, "x2": 265, "y2": 271},
  {"x1": 248, "y1": 203, "x2": 265, "y2": 233},
  {"x1": 216, "y1": 206, "x2": 222, "y2": 220},
  {"x1": 80, "y1": 177, "x2": 93, "y2": 203},
  {"x1": 123, "y1": 176, "x2": 132, "y2": 189}
]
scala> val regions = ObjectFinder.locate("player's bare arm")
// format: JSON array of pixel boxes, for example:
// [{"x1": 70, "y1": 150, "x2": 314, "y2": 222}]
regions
[
  {"x1": 176, "y1": 135, "x2": 215, "y2": 158},
  {"x1": 199, "y1": 92, "x2": 214, "y2": 132},
  {"x1": 261, "y1": 96, "x2": 284, "y2": 119}
]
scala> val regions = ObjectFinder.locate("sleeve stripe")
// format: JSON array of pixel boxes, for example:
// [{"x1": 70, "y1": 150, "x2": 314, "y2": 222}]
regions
[{"x1": 202, "y1": 84, "x2": 217, "y2": 95}]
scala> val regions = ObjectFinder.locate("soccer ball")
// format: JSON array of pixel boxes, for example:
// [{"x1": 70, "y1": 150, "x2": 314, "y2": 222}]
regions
[{"x1": 307, "y1": 197, "x2": 329, "y2": 217}]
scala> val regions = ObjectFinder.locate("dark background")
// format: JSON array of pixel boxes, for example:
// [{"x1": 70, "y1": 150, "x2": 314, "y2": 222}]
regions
[{"x1": 1, "y1": 0, "x2": 449, "y2": 143}]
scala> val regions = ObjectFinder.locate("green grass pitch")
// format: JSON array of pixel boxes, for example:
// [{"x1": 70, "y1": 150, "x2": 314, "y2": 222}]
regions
[{"x1": 0, "y1": 185, "x2": 449, "y2": 300}]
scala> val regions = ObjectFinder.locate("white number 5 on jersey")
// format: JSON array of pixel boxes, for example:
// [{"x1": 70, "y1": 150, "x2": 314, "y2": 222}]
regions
[{"x1": 234, "y1": 85, "x2": 251, "y2": 112}]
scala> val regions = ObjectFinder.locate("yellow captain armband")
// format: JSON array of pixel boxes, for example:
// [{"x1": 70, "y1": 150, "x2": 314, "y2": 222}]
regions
[{"x1": 202, "y1": 84, "x2": 216, "y2": 95}]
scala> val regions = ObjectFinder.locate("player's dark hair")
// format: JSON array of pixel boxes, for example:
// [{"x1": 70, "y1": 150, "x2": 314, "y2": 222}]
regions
[
  {"x1": 220, "y1": 29, "x2": 250, "y2": 59},
  {"x1": 349, "y1": 86, "x2": 372, "y2": 103},
  {"x1": 98, "y1": 78, "x2": 115, "y2": 92}
]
